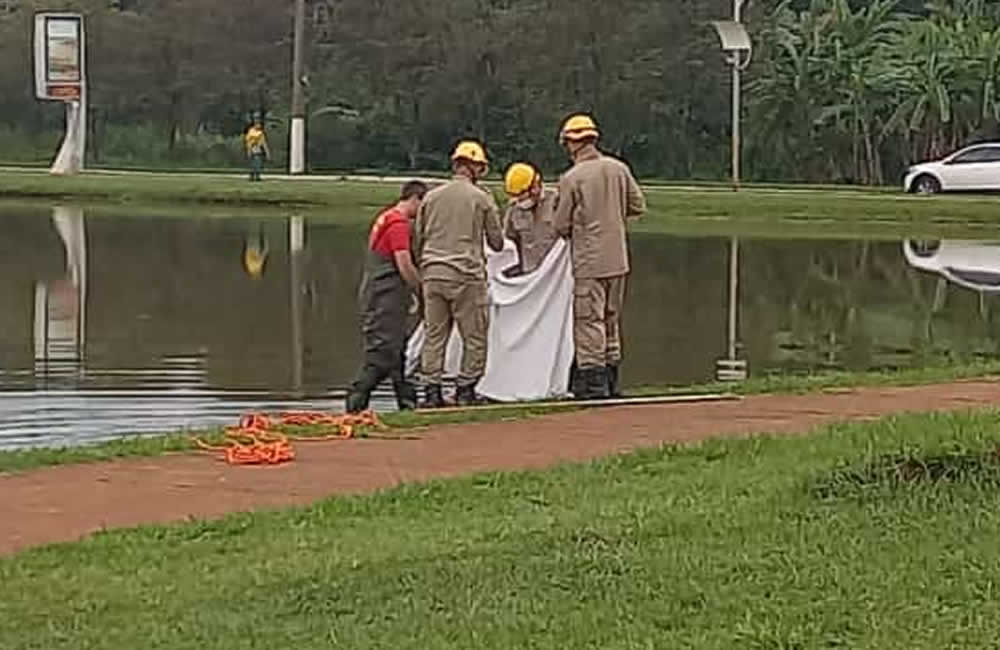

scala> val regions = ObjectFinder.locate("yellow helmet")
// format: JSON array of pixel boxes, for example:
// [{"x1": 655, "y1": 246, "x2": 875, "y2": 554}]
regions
[
  {"x1": 504, "y1": 163, "x2": 539, "y2": 196},
  {"x1": 560, "y1": 114, "x2": 600, "y2": 142},
  {"x1": 451, "y1": 140, "x2": 488, "y2": 165}
]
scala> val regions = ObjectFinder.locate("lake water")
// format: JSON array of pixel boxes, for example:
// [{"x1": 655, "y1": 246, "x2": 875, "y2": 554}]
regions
[{"x1": 2, "y1": 203, "x2": 999, "y2": 449}]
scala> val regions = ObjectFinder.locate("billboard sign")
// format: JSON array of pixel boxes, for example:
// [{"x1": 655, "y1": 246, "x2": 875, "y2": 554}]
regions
[{"x1": 34, "y1": 13, "x2": 84, "y2": 101}]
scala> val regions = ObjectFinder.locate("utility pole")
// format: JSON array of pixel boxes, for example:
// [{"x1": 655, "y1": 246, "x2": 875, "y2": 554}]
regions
[
  {"x1": 290, "y1": 0, "x2": 306, "y2": 175},
  {"x1": 731, "y1": 0, "x2": 744, "y2": 191}
]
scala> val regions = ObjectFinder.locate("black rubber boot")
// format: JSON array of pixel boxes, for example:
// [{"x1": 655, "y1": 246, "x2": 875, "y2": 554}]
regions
[
  {"x1": 574, "y1": 366, "x2": 610, "y2": 401},
  {"x1": 591, "y1": 366, "x2": 611, "y2": 400},
  {"x1": 572, "y1": 366, "x2": 607, "y2": 401},
  {"x1": 345, "y1": 390, "x2": 370, "y2": 414},
  {"x1": 607, "y1": 364, "x2": 622, "y2": 398},
  {"x1": 423, "y1": 384, "x2": 445, "y2": 409},
  {"x1": 569, "y1": 361, "x2": 583, "y2": 398},
  {"x1": 393, "y1": 379, "x2": 419, "y2": 411},
  {"x1": 455, "y1": 383, "x2": 481, "y2": 407},
  {"x1": 345, "y1": 367, "x2": 380, "y2": 413}
]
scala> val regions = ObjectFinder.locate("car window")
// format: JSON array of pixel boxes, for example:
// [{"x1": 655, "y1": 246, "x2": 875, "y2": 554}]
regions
[
  {"x1": 951, "y1": 147, "x2": 1000, "y2": 163},
  {"x1": 952, "y1": 148, "x2": 990, "y2": 163}
]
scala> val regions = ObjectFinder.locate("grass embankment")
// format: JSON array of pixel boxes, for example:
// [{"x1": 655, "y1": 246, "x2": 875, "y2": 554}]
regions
[
  {"x1": 0, "y1": 404, "x2": 579, "y2": 475},
  {"x1": 3, "y1": 169, "x2": 1000, "y2": 232},
  {"x1": 2, "y1": 362, "x2": 998, "y2": 475},
  {"x1": 641, "y1": 360, "x2": 1000, "y2": 397},
  {"x1": 3, "y1": 408, "x2": 1000, "y2": 648}
]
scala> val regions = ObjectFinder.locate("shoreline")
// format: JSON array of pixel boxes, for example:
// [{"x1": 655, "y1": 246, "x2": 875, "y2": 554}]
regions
[{"x1": 3, "y1": 363, "x2": 998, "y2": 474}]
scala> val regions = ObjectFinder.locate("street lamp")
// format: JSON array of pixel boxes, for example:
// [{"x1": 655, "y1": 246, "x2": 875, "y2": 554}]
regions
[
  {"x1": 290, "y1": 0, "x2": 307, "y2": 175},
  {"x1": 711, "y1": 0, "x2": 752, "y2": 191}
]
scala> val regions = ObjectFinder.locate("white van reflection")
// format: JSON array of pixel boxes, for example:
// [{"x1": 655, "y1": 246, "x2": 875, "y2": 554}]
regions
[{"x1": 903, "y1": 239, "x2": 1000, "y2": 292}]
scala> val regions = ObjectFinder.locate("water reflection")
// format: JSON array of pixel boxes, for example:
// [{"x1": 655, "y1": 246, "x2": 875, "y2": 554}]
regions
[
  {"x1": 290, "y1": 215, "x2": 305, "y2": 393},
  {"x1": 3, "y1": 204, "x2": 1000, "y2": 448},
  {"x1": 716, "y1": 237, "x2": 748, "y2": 381},
  {"x1": 34, "y1": 206, "x2": 87, "y2": 374},
  {"x1": 903, "y1": 239, "x2": 1000, "y2": 293}
]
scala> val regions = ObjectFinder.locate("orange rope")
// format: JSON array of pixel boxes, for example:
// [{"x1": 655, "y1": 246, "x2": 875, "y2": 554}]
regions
[{"x1": 194, "y1": 410, "x2": 383, "y2": 466}]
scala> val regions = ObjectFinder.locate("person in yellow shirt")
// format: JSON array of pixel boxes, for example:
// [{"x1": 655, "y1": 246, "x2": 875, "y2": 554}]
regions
[{"x1": 244, "y1": 120, "x2": 270, "y2": 182}]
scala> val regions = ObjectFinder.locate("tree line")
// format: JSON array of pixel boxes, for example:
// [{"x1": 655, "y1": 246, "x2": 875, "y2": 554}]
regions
[{"x1": 0, "y1": 0, "x2": 997, "y2": 183}]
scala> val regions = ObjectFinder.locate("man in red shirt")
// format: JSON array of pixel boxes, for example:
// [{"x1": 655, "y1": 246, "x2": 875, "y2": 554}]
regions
[{"x1": 346, "y1": 180, "x2": 428, "y2": 413}]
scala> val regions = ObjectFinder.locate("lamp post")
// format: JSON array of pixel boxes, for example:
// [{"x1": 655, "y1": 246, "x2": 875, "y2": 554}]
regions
[
  {"x1": 289, "y1": 0, "x2": 307, "y2": 175},
  {"x1": 711, "y1": 0, "x2": 752, "y2": 191}
]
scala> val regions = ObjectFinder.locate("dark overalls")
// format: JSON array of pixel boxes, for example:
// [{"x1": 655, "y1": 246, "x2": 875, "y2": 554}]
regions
[{"x1": 345, "y1": 247, "x2": 418, "y2": 412}]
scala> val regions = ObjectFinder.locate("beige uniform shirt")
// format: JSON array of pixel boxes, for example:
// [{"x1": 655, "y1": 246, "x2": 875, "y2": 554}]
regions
[
  {"x1": 413, "y1": 176, "x2": 504, "y2": 282},
  {"x1": 503, "y1": 187, "x2": 560, "y2": 274},
  {"x1": 553, "y1": 148, "x2": 646, "y2": 279}
]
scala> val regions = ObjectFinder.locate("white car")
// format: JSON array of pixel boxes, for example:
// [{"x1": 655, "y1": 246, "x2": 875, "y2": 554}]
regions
[
  {"x1": 903, "y1": 239, "x2": 1000, "y2": 292},
  {"x1": 903, "y1": 143, "x2": 1000, "y2": 194}
]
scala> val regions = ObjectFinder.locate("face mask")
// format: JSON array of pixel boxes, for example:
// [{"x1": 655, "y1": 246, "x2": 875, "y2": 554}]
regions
[{"x1": 515, "y1": 197, "x2": 537, "y2": 210}]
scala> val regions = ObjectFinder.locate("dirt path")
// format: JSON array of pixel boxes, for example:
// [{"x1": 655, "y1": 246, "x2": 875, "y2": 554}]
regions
[{"x1": 3, "y1": 381, "x2": 998, "y2": 555}]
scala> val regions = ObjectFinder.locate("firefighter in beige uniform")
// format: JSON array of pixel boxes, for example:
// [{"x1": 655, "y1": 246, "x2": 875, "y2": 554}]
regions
[
  {"x1": 502, "y1": 162, "x2": 560, "y2": 275},
  {"x1": 553, "y1": 114, "x2": 646, "y2": 399},
  {"x1": 413, "y1": 140, "x2": 504, "y2": 408}
]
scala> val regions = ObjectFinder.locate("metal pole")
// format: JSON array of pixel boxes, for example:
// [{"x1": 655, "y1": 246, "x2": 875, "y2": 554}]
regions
[
  {"x1": 728, "y1": 237, "x2": 739, "y2": 361},
  {"x1": 290, "y1": 0, "x2": 306, "y2": 175},
  {"x1": 731, "y1": 0, "x2": 744, "y2": 191},
  {"x1": 732, "y1": 64, "x2": 740, "y2": 191}
]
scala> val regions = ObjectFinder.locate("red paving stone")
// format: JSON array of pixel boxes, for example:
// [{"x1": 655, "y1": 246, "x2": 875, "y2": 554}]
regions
[{"x1": 2, "y1": 380, "x2": 998, "y2": 555}]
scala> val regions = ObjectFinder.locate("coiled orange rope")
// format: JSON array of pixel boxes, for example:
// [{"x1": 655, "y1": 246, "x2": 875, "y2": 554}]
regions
[{"x1": 194, "y1": 410, "x2": 383, "y2": 466}]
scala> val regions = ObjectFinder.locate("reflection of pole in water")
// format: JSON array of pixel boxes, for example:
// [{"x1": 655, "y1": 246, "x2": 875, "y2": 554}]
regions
[
  {"x1": 728, "y1": 236, "x2": 739, "y2": 361},
  {"x1": 34, "y1": 206, "x2": 87, "y2": 372},
  {"x1": 716, "y1": 236, "x2": 747, "y2": 382},
  {"x1": 290, "y1": 216, "x2": 305, "y2": 392}
]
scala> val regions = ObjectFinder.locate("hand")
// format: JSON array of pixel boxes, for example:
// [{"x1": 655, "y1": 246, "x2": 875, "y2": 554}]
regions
[{"x1": 409, "y1": 292, "x2": 424, "y2": 320}]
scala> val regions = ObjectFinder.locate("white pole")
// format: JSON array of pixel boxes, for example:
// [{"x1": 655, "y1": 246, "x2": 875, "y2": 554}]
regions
[
  {"x1": 51, "y1": 94, "x2": 87, "y2": 174},
  {"x1": 50, "y1": 17, "x2": 87, "y2": 176},
  {"x1": 732, "y1": 63, "x2": 740, "y2": 190},
  {"x1": 290, "y1": 0, "x2": 306, "y2": 175}
]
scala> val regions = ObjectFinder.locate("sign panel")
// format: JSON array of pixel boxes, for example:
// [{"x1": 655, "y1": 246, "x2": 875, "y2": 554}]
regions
[{"x1": 34, "y1": 13, "x2": 84, "y2": 101}]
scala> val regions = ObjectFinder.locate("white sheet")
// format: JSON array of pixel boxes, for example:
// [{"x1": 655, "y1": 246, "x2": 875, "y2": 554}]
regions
[{"x1": 406, "y1": 238, "x2": 574, "y2": 402}]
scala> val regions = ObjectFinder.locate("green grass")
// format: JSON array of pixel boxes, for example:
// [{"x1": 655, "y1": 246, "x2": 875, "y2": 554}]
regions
[
  {"x1": 0, "y1": 404, "x2": 580, "y2": 475},
  {"x1": 638, "y1": 360, "x2": 1000, "y2": 397},
  {"x1": 3, "y1": 409, "x2": 1000, "y2": 648},
  {"x1": 4, "y1": 169, "x2": 1000, "y2": 235},
  {"x1": 0, "y1": 169, "x2": 397, "y2": 212}
]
